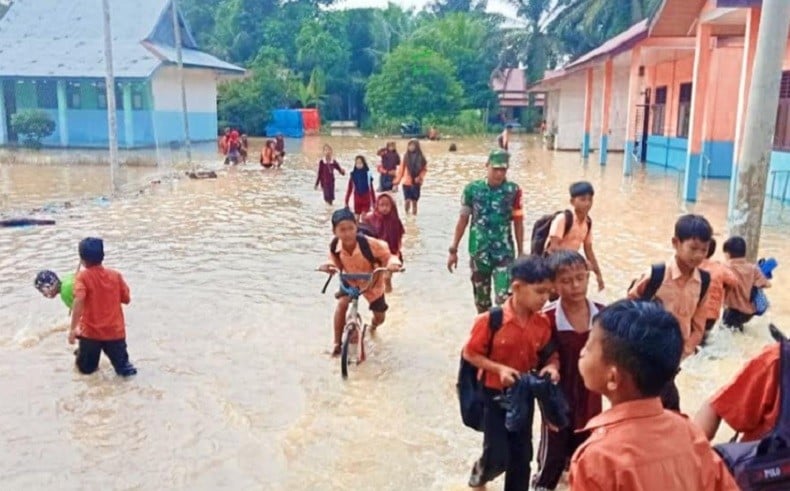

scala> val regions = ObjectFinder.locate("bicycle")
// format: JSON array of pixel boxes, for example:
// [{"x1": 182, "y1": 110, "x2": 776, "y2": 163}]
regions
[{"x1": 318, "y1": 267, "x2": 397, "y2": 379}]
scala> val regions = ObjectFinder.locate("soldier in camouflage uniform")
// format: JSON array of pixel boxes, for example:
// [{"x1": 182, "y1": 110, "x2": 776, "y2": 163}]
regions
[{"x1": 448, "y1": 150, "x2": 525, "y2": 313}]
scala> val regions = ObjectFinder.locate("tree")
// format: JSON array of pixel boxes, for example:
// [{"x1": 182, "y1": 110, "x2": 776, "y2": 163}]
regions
[
  {"x1": 11, "y1": 110, "x2": 55, "y2": 149},
  {"x1": 366, "y1": 46, "x2": 464, "y2": 124},
  {"x1": 408, "y1": 13, "x2": 502, "y2": 108},
  {"x1": 428, "y1": 0, "x2": 487, "y2": 16},
  {"x1": 217, "y1": 61, "x2": 288, "y2": 134}
]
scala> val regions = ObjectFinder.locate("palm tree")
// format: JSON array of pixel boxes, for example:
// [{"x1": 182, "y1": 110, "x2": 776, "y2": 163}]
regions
[{"x1": 502, "y1": 0, "x2": 567, "y2": 83}]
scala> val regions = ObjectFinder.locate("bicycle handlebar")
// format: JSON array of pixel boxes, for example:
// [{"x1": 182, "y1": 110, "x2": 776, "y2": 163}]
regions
[{"x1": 317, "y1": 267, "x2": 403, "y2": 295}]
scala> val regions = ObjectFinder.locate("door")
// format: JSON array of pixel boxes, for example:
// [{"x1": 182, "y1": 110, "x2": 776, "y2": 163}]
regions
[{"x1": 2, "y1": 80, "x2": 17, "y2": 143}]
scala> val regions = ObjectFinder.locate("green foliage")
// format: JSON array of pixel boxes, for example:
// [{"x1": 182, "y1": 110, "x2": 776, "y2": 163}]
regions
[
  {"x1": 217, "y1": 62, "x2": 288, "y2": 134},
  {"x1": 366, "y1": 46, "x2": 464, "y2": 124},
  {"x1": 11, "y1": 109, "x2": 55, "y2": 149}
]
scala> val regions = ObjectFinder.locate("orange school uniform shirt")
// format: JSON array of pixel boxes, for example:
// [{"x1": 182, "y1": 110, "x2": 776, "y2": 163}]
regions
[
  {"x1": 724, "y1": 258, "x2": 769, "y2": 314},
  {"x1": 570, "y1": 398, "x2": 739, "y2": 491},
  {"x1": 327, "y1": 237, "x2": 400, "y2": 302},
  {"x1": 74, "y1": 266, "x2": 130, "y2": 340},
  {"x1": 710, "y1": 343, "x2": 780, "y2": 442},
  {"x1": 546, "y1": 210, "x2": 592, "y2": 252},
  {"x1": 464, "y1": 298, "x2": 558, "y2": 391},
  {"x1": 628, "y1": 257, "x2": 709, "y2": 357},
  {"x1": 700, "y1": 258, "x2": 738, "y2": 320},
  {"x1": 394, "y1": 156, "x2": 427, "y2": 187}
]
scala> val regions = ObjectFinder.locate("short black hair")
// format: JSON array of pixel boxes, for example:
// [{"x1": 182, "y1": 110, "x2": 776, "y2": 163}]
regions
[
  {"x1": 510, "y1": 255, "x2": 553, "y2": 284},
  {"x1": 79, "y1": 237, "x2": 105, "y2": 266},
  {"x1": 331, "y1": 208, "x2": 356, "y2": 229},
  {"x1": 594, "y1": 300, "x2": 683, "y2": 397},
  {"x1": 570, "y1": 181, "x2": 594, "y2": 198},
  {"x1": 723, "y1": 236, "x2": 747, "y2": 258},
  {"x1": 707, "y1": 238, "x2": 717, "y2": 259},
  {"x1": 674, "y1": 214, "x2": 713, "y2": 243},
  {"x1": 548, "y1": 250, "x2": 587, "y2": 275}
]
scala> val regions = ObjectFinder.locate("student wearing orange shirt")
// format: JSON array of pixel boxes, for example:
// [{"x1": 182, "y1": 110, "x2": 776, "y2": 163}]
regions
[
  {"x1": 695, "y1": 342, "x2": 781, "y2": 442},
  {"x1": 721, "y1": 236, "x2": 771, "y2": 330},
  {"x1": 462, "y1": 256, "x2": 559, "y2": 491},
  {"x1": 69, "y1": 238, "x2": 137, "y2": 377},
  {"x1": 394, "y1": 139, "x2": 427, "y2": 216},
  {"x1": 570, "y1": 300, "x2": 738, "y2": 491},
  {"x1": 699, "y1": 238, "x2": 738, "y2": 337}
]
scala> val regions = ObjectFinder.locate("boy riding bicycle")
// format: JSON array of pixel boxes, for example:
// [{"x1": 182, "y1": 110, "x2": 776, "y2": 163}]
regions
[{"x1": 319, "y1": 208, "x2": 402, "y2": 356}]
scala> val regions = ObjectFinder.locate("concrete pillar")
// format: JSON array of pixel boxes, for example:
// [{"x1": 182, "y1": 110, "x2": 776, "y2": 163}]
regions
[
  {"x1": 624, "y1": 46, "x2": 642, "y2": 176},
  {"x1": 600, "y1": 59, "x2": 613, "y2": 165},
  {"x1": 582, "y1": 67, "x2": 594, "y2": 159},
  {"x1": 122, "y1": 82, "x2": 134, "y2": 148},
  {"x1": 56, "y1": 80, "x2": 68, "y2": 147},
  {"x1": 729, "y1": 7, "x2": 761, "y2": 215},
  {"x1": 0, "y1": 83, "x2": 7, "y2": 145},
  {"x1": 683, "y1": 24, "x2": 712, "y2": 202}
]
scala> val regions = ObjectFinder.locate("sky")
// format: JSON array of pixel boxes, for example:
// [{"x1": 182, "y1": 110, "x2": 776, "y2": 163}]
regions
[{"x1": 328, "y1": 0, "x2": 519, "y2": 19}]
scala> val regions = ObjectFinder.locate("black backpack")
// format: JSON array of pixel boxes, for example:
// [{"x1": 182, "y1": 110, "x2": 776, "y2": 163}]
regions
[
  {"x1": 530, "y1": 210, "x2": 592, "y2": 256},
  {"x1": 457, "y1": 307, "x2": 504, "y2": 432},
  {"x1": 632, "y1": 263, "x2": 711, "y2": 305},
  {"x1": 714, "y1": 327, "x2": 790, "y2": 490},
  {"x1": 329, "y1": 230, "x2": 379, "y2": 270}
]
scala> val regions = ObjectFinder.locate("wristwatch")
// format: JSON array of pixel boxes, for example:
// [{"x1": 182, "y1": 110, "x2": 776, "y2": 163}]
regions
[{"x1": 448, "y1": 246, "x2": 458, "y2": 254}]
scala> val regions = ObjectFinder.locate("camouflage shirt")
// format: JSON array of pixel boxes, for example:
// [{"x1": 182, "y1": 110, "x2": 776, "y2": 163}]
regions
[{"x1": 461, "y1": 179, "x2": 523, "y2": 266}]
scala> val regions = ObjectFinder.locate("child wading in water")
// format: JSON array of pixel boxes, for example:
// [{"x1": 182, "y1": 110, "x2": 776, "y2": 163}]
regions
[
  {"x1": 69, "y1": 238, "x2": 137, "y2": 377},
  {"x1": 363, "y1": 193, "x2": 405, "y2": 293},
  {"x1": 260, "y1": 139, "x2": 276, "y2": 169},
  {"x1": 345, "y1": 155, "x2": 376, "y2": 221},
  {"x1": 395, "y1": 139, "x2": 427, "y2": 215},
  {"x1": 377, "y1": 142, "x2": 400, "y2": 192},
  {"x1": 315, "y1": 145, "x2": 345, "y2": 205},
  {"x1": 35, "y1": 270, "x2": 75, "y2": 309}
]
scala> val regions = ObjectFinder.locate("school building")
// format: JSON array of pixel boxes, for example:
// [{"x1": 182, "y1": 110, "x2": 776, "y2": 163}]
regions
[
  {"x1": 0, "y1": 0, "x2": 244, "y2": 149},
  {"x1": 530, "y1": 0, "x2": 790, "y2": 202}
]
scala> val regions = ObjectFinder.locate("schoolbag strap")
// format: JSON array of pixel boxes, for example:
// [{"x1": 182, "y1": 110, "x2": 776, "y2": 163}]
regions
[
  {"x1": 486, "y1": 306, "x2": 504, "y2": 357},
  {"x1": 777, "y1": 340, "x2": 790, "y2": 432},
  {"x1": 356, "y1": 234, "x2": 378, "y2": 267},
  {"x1": 641, "y1": 263, "x2": 666, "y2": 301},
  {"x1": 563, "y1": 210, "x2": 573, "y2": 237},
  {"x1": 698, "y1": 269, "x2": 711, "y2": 306}
]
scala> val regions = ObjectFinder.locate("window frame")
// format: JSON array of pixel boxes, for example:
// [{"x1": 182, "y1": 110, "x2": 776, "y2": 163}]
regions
[
  {"x1": 651, "y1": 86, "x2": 668, "y2": 136},
  {"x1": 676, "y1": 82, "x2": 693, "y2": 139}
]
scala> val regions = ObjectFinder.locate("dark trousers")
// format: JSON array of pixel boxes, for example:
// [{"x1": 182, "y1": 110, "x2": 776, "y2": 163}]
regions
[
  {"x1": 76, "y1": 338, "x2": 136, "y2": 376},
  {"x1": 534, "y1": 424, "x2": 590, "y2": 489},
  {"x1": 660, "y1": 375, "x2": 680, "y2": 412},
  {"x1": 469, "y1": 390, "x2": 532, "y2": 491},
  {"x1": 723, "y1": 308, "x2": 753, "y2": 329}
]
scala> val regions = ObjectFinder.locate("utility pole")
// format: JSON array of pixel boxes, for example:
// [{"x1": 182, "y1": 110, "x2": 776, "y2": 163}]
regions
[
  {"x1": 101, "y1": 0, "x2": 120, "y2": 193},
  {"x1": 172, "y1": 0, "x2": 193, "y2": 170},
  {"x1": 729, "y1": 0, "x2": 790, "y2": 261}
]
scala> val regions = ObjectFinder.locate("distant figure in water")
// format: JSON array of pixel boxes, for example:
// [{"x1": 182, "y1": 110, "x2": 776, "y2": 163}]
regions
[
  {"x1": 377, "y1": 142, "x2": 400, "y2": 192},
  {"x1": 275, "y1": 134, "x2": 286, "y2": 168},
  {"x1": 225, "y1": 130, "x2": 241, "y2": 165},
  {"x1": 498, "y1": 124, "x2": 512, "y2": 151},
  {"x1": 315, "y1": 144, "x2": 345, "y2": 205},
  {"x1": 363, "y1": 192, "x2": 405, "y2": 293},
  {"x1": 428, "y1": 126, "x2": 440, "y2": 141},
  {"x1": 260, "y1": 139, "x2": 276, "y2": 169},
  {"x1": 395, "y1": 139, "x2": 427, "y2": 216},
  {"x1": 345, "y1": 155, "x2": 376, "y2": 221},
  {"x1": 449, "y1": 143, "x2": 458, "y2": 152},
  {"x1": 240, "y1": 133, "x2": 249, "y2": 164},
  {"x1": 34, "y1": 270, "x2": 75, "y2": 310}
]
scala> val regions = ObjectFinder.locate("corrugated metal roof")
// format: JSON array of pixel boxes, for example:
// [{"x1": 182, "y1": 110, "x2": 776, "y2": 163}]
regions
[
  {"x1": 145, "y1": 43, "x2": 245, "y2": 75},
  {"x1": 0, "y1": 0, "x2": 243, "y2": 79}
]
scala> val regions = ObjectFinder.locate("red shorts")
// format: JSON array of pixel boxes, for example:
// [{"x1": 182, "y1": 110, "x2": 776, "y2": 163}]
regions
[{"x1": 353, "y1": 193, "x2": 372, "y2": 215}]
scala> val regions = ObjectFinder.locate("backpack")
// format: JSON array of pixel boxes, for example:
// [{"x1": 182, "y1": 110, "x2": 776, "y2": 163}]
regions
[
  {"x1": 530, "y1": 210, "x2": 592, "y2": 256},
  {"x1": 457, "y1": 308, "x2": 558, "y2": 432},
  {"x1": 714, "y1": 332, "x2": 790, "y2": 490},
  {"x1": 457, "y1": 307, "x2": 504, "y2": 432},
  {"x1": 329, "y1": 222, "x2": 381, "y2": 271},
  {"x1": 630, "y1": 263, "x2": 711, "y2": 305}
]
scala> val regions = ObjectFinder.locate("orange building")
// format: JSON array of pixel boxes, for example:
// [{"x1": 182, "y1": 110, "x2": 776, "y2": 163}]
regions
[{"x1": 530, "y1": 0, "x2": 790, "y2": 203}]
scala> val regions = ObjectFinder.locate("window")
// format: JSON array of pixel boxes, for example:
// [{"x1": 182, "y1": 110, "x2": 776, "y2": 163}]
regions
[
  {"x1": 132, "y1": 84, "x2": 145, "y2": 110},
  {"x1": 651, "y1": 86, "x2": 667, "y2": 136},
  {"x1": 774, "y1": 72, "x2": 790, "y2": 151},
  {"x1": 96, "y1": 82, "x2": 107, "y2": 109},
  {"x1": 35, "y1": 80, "x2": 58, "y2": 109},
  {"x1": 66, "y1": 82, "x2": 81, "y2": 109},
  {"x1": 676, "y1": 83, "x2": 693, "y2": 138}
]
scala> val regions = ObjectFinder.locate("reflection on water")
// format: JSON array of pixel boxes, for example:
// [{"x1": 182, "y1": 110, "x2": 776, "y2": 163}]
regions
[{"x1": 0, "y1": 136, "x2": 788, "y2": 490}]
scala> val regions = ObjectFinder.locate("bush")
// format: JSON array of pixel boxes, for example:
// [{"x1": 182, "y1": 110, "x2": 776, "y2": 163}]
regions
[{"x1": 11, "y1": 110, "x2": 55, "y2": 148}]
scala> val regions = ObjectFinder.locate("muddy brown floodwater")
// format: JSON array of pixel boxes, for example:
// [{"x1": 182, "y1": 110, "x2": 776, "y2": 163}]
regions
[{"x1": 0, "y1": 136, "x2": 788, "y2": 490}]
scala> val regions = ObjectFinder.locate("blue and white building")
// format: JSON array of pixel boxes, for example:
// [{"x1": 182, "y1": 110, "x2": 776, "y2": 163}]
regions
[{"x1": 0, "y1": 0, "x2": 244, "y2": 149}]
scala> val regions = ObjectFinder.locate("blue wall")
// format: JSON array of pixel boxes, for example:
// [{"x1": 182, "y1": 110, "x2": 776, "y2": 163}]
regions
[
  {"x1": 768, "y1": 151, "x2": 790, "y2": 203},
  {"x1": 35, "y1": 109, "x2": 217, "y2": 148},
  {"x1": 645, "y1": 136, "x2": 688, "y2": 170},
  {"x1": 701, "y1": 141, "x2": 734, "y2": 178}
]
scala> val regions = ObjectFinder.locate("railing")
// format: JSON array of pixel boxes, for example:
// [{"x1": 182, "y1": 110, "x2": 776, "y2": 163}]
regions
[{"x1": 770, "y1": 169, "x2": 790, "y2": 208}]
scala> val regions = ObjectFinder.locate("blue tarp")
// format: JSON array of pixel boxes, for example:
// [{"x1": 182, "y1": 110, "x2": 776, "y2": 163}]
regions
[{"x1": 266, "y1": 110, "x2": 304, "y2": 138}]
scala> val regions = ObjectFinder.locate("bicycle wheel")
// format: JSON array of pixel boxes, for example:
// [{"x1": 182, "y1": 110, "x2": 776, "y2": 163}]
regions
[{"x1": 340, "y1": 323, "x2": 358, "y2": 379}]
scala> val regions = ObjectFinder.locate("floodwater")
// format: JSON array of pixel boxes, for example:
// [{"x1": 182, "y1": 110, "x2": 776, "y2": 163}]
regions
[{"x1": 0, "y1": 136, "x2": 788, "y2": 490}]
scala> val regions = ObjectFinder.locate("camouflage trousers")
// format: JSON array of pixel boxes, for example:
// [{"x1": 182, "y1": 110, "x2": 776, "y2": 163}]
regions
[{"x1": 470, "y1": 258, "x2": 512, "y2": 314}]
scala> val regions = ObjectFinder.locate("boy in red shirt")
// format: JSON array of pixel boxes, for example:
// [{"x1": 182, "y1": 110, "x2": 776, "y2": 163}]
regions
[
  {"x1": 570, "y1": 300, "x2": 738, "y2": 491},
  {"x1": 462, "y1": 256, "x2": 559, "y2": 491},
  {"x1": 533, "y1": 250, "x2": 604, "y2": 490},
  {"x1": 69, "y1": 238, "x2": 136, "y2": 377}
]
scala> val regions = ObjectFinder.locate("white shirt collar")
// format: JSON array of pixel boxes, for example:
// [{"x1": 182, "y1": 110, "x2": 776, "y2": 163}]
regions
[{"x1": 555, "y1": 299, "x2": 600, "y2": 332}]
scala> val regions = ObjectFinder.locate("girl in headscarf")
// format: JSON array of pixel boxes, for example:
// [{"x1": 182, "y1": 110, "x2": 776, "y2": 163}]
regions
[
  {"x1": 315, "y1": 144, "x2": 345, "y2": 205},
  {"x1": 345, "y1": 155, "x2": 376, "y2": 221},
  {"x1": 363, "y1": 192, "x2": 405, "y2": 292},
  {"x1": 394, "y1": 139, "x2": 427, "y2": 215},
  {"x1": 377, "y1": 141, "x2": 400, "y2": 192}
]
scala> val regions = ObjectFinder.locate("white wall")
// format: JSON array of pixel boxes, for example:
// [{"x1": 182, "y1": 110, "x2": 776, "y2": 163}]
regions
[
  {"x1": 556, "y1": 73, "x2": 586, "y2": 150},
  {"x1": 608, "y1": 64, "x2": 630, "y2": 151},
  {"x1": 151, "y1": 66, "x2": 218, "y2": 113}
]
